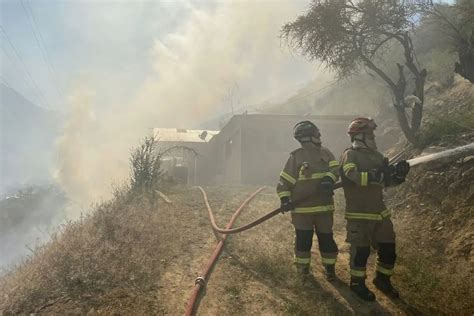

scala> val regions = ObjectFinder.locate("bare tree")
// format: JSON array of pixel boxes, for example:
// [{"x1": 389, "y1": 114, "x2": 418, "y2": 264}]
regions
[
  {"x1": 281, "y1": 0, "x2": 427, "y2": 145},
  {"x1": 418, "y1": 0, "x2": 474, "y2": 83}
]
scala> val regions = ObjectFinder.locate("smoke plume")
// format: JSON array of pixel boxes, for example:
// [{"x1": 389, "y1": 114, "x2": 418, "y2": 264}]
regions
[{"x1": 56, "y1": 1, "x2": 329, "y2": 203}]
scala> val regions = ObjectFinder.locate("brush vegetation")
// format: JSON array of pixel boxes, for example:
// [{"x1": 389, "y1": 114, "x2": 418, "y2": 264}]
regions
[{"x1": 0, "y1": 136, "x2": 168, "y2": 314}]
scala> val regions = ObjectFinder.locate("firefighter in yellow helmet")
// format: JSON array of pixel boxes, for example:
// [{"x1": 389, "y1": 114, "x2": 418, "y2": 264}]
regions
[
  {"x1": 276, "y1": 121, "x2": 339, "y2": 281},
  {"x1": 340, "y1": 117, "x2": 410, "y2": 301}
]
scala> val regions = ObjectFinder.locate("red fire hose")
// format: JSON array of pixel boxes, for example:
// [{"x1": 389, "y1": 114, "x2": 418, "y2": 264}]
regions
[
  {"x1": 186, "y1": 184, "x2": 344, "y2": 314},
  {"x1": 197, "y1": 183, "x2": 342, "y2": 235},
  {"x1": 184, "y1": 186, "x2": 266, "y2": 316},
  {"x1": 185, "y1": 150, "x2": 419, "y2": 314}
]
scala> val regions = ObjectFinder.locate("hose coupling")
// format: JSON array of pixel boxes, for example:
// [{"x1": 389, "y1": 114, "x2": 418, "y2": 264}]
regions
[{"x1": 195, "y1": 276, "x2": 206, "y2": 286}]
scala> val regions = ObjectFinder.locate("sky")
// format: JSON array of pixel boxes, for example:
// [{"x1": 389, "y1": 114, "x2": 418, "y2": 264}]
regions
[
  {"x1": 0, "y1": 0, "x2": 202, "y2": 110},
  {"x1": 0, "y1": 0, "x2": 325, "y2": 115}
]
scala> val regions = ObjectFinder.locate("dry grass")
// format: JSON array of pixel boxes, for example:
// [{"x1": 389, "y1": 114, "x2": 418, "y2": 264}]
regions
[
  {"x1": 388, "y1": 137, "x2": 474, "y2": 314},
  {"x1": 395, "y1": 245, "x2": 474, "y2": 315},
  {"x1": 2, "y1": 180, "x2": 472, "y2": 314},
  {"x1": 0, "y1": 188, "x2": 167, "y2": 314},
  {"x1": 220, "y1": 190, "x2": 350, "y2": 315},
  {"x1": 0, "y1": 136, "x2": 172, "y2": 314}
]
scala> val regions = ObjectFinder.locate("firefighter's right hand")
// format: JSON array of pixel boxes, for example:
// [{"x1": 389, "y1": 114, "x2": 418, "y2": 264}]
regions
[
  {"x1": 394, "y1": 160, "x2": 410, "y2": 177},
  {"x1": 280, "y1": 197, "x2": 294, "y2": 213},
  {"x1": 319, "y1": 176, "x2": 335, "y2": 196}
]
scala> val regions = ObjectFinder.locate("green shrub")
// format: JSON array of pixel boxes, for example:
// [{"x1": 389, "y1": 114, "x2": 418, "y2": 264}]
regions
[{"x1": 129, "y1": 136, "x2": 165, "y2": 192}]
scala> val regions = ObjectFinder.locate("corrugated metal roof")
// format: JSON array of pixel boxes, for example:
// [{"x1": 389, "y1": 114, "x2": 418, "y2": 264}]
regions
[{"x1": 153, "y1": 128, "x2": 219, "y2": 143}]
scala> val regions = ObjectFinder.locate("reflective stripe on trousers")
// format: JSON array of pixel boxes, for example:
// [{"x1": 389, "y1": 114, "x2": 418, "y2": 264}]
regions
[
  {"x1": 294, "y1": 205, "x2": 335, "y2": 214},
  {"x1": 345, "y1": 209, "x2": 391, "y2": 221}
]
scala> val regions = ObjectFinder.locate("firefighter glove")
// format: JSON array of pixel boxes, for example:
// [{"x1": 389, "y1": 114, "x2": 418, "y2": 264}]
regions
[
  {"x1": 394, "y1": 160, "x2": 410, "y2": 178},
  {"x1": 368, "y1": 169, "x2": 384, "y2": 183},
  {"x1": 319, "y1": 176, "x2": 335, "y2": 196},
  {"x1": 280, "y1": 196, "x2": 294, "y2": 213}
]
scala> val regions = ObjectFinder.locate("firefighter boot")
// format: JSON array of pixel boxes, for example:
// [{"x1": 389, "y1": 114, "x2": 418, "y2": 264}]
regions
[
  {"x1": 373, "y1": 272, "x2": 399, "y2": 298},
  {"x1": 350, "y1": 277, "x2": 376, "y2": 302},
  {"x1": 296, "y1": 265, "x2": 310, "y2": 276},
  {"x1": 296, "y1": 265, "x2": 310, "y2": 284},
  {"x1": 325, "y1": 265, "x2": 336, "y2": 281}
]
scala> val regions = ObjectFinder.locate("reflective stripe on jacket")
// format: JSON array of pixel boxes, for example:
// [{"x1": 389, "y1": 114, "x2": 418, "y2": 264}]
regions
[
  {"x1": 276, "y1": 145, "x2": 339, "y2": 214},
  {"x1": 339, "y1": 147, "x2": 388, "y2": 220}
]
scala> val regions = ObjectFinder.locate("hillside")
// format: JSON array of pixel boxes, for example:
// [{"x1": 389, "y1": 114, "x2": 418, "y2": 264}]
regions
[
  {"x1": 386, "y1": 75, "x2": 474, "y2": 314},
  {"x1": 1, "y1": 68, "x2": 473, "y2": 316},
  {"x1": 0, "y1": 84, "x2": 61, "y2": 195},
  {"x1": 0, "y1": 185, "x2": 68, "y2": 267},
  {"x1": 2, "y1": 174, "x2": 472, "y2": 314},
  {"x1": 0, "y1": 185, "x2": 412, "y2": 315}
]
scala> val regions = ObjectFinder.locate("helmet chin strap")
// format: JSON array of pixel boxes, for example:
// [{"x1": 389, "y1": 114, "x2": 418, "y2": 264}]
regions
[
  {"x1": 352, "y1": 134, "x2": 377, "y2": 150},
  {"x1": 300, "y1": 136, "x2": 321, "y2": 147},
  {"x1": 310, "y1": 136, "x2": 321, "y2": 146},
  {"x1": 352, "y1": 134, "x2": 369, "y2": 148}
]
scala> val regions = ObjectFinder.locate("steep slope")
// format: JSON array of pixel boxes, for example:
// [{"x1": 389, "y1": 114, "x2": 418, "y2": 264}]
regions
[
  {"x1": 0, "y1": 186, "x2": 410, "y2": 315},
  {"x1": 384, "y1": 76, "x2": 474, "y2": 314},
  {"x1": 0, "y1": 83, "x2": 61, "y2": 194}
]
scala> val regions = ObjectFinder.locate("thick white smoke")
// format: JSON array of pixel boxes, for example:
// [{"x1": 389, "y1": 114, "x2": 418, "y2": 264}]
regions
[
  {"x1": 54, "y1": 88, "x2": 96, "y2": 206},
  {"x1": 56, "y1": 1, "x2": 330, "y2": 204}
]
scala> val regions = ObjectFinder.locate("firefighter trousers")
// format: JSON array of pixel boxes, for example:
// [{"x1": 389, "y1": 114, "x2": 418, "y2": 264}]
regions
[
  {"x1": 292, "y1": 212, "x2": 338, "y2": 268},
  {"x1": 345, "y1": 218, "x2": 397, "y2": 279}
]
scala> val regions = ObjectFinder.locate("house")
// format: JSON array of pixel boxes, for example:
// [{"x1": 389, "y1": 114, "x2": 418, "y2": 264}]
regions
[
  {"x1": 154, "y1": 114, "x2": 354, "y2": 185},
  {"x1": 206, "y1": 114, "x2": 353, "y2": 185},
  {"x1": 153, "y1": 128, "x2": 218, "y2": 184}
]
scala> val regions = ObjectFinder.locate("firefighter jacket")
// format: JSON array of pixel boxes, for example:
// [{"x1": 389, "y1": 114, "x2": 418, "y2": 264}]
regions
[
  {"x1": 276, "y1": 145, "x2": 339, "y2": 214},
  {"x1": 340, "y1": 147, "x2": 390, "y2": 221}
]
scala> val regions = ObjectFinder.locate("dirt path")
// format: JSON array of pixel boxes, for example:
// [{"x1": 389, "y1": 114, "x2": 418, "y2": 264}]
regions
[
  {"x1": 155, "y1": 186, "x2": 264, "y2": 314},
  {"x1": 158, "y1": 186, "x2": 415, "y2": 315}
]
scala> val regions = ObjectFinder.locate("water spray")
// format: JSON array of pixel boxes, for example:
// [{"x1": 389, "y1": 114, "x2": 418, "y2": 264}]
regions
[{"x1": 406, "y1": 143, "x2": 474, "y2": 167}]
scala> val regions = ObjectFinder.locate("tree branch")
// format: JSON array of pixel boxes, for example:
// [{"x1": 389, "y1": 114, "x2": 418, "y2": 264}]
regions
[
  {"x1": 429, "y1": 4, "x2": 464, "y2": 40},
  {"x1": 369, "y1": 34, "x2": 396, "y2": 58},
  {"x1": 360, "y1": 53, "x2": 397, "y2": 92}
]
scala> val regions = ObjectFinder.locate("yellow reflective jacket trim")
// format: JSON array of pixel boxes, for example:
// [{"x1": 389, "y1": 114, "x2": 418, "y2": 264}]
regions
[
  {"x1": 376, "y1": 265, "x2": 394, "y2": 276},
  {"x1": 345, "y1": 210, "x2": 391, "y2": 221},
  {"x1": 298, "y1": 172, "x2": 327, "y2": 180},
  {"x1": 277, "y1": 191, "x2": 292, "y2": 199},
  {"x1": 343, "y1": 163, "x2": 356, "y2": 173},
  {"x1": 326, "y1": 172, "x2": 337, "y2": 182},
  {"x1": 294, "y1": 257, "x2": 311, "y2": 264},
  {"x1": 294, "y1": 205, "x2": 335, "y2": 214},
  {"x1": 329, "y1": 160, "x2": 339, "y2": 168},
  {"x1": 350, "y1": 269, "x2": 366, "y2": 277},
  {"x1": 280, "y1": 171, "x2": 297, "y2": 185},
  {"x1": 321, "y1": 257, "x2": 337, "y2": 265},
  {"x1": 360, "y1": 172, "x2": 368, "y2": 186}
]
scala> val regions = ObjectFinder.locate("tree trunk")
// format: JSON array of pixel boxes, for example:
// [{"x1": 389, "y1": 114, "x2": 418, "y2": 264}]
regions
[
  {"x1": 396, "y1": 107, "x2": 417, "y2": 145},
  {"x1": 458, "y1": 45, "x2": 474, "y2": 83},
  {"x1": 392, "y1": 63, "x2": 419, "y2": 146},
  {"x1": 411, "y1": 70, "x2": 426, "y2": 133},
  {"x1": 411, "y1": 103, "x2": 423, "y2": 132}
]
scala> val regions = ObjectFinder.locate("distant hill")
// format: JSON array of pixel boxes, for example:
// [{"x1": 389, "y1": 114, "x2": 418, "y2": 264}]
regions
[{"x1": 0, "y1": 84, "x2": 61, "y2": 195}]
